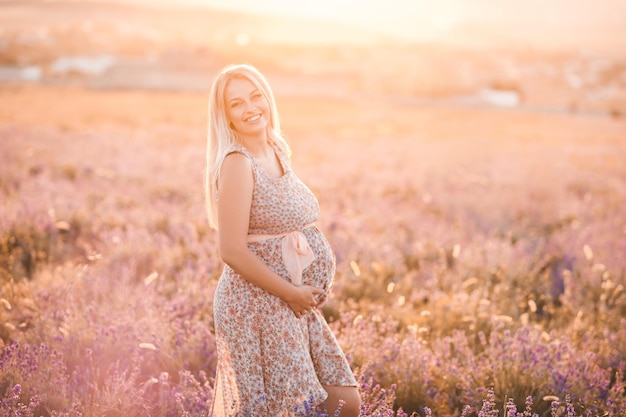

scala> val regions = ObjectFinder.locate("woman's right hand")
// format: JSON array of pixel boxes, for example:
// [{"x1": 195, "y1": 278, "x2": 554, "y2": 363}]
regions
[{"x1": 286, "y1": 285, "x2": 324, "y2": 318}]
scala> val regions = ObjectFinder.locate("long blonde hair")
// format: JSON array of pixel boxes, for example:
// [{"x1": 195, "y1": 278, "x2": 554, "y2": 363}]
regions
[{"x1": 205, "y1": 64, "x2": 290, "y2": 229}]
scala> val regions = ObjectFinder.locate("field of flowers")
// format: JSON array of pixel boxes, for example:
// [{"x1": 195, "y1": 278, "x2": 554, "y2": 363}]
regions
[{"x1": 1, "y1": 82, "x2": 625, "y2": 416}]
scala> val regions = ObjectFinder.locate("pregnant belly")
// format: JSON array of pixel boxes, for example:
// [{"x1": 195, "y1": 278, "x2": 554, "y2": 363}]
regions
[
  {"x1": 247, "y1": 227, "x2": 336, "y2": 295},
  {"x1": 301, "y1": 227, "x2": 336, "y2": 295}
]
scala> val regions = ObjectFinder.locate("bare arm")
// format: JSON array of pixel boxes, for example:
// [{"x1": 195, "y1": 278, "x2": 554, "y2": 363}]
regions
[{"x1": 217, "y1": 152, "x2": 322, "y2": 314}]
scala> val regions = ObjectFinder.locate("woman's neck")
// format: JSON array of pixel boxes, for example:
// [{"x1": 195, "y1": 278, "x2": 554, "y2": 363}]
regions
[{"x1": 240, "y1": 134, "x2": 271, "y2": 158}]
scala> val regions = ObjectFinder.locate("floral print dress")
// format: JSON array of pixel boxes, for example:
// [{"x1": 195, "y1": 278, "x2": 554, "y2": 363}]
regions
[{"x1": 211, "y1": 143, "x2": 357, "y2": 417}]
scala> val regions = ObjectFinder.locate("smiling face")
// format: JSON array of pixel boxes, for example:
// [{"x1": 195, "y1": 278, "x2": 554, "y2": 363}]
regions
[{"x1": 224, "y1": 77, "x2": 271, "y2": 141}]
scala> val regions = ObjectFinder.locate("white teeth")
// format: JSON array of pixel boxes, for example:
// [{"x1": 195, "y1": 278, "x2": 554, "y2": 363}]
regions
[{"x1": 246, "y1": 114, "x2": 261, "y2": 122}]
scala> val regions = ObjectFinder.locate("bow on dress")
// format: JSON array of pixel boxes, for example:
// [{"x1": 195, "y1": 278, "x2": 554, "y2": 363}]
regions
[{"x1": 246, "y1": 226, "x2": 315, "y2": 285}]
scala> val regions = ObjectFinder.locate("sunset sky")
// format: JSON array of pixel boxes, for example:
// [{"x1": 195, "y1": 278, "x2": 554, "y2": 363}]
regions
[
  {"x1": 151, "y1": 0, "x2": 626, "y2": 50},
  {"x1": 184, "y1": 0, "x2": 623, "y2": 33},
  {"x1": 58, "y1": 0, "x2": 624, "y2": 51}
]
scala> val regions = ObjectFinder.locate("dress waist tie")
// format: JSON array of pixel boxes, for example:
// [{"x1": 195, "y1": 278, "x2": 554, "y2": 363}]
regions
[{"x1": 246, "y1": 224, "x2": 315, "y2": 286}]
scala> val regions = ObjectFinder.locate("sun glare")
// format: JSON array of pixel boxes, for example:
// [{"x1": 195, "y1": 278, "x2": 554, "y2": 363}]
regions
[
  {"x1": 153, "y1": 0, "x2": 626, "y2": 50},
  {"x1": 182, "y1": 0, "x2": 459, "y2": 39}
]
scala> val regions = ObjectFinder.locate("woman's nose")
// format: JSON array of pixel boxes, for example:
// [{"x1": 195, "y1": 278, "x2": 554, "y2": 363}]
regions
[{"x1": 243, "y1": 101, "x2": 257, "y2": 112}]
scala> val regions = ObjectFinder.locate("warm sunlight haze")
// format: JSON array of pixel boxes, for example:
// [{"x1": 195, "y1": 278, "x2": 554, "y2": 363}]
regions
[
  {"x1": 156, "y1": 0, "x2": 626, "y2": 50},
  {"x1": 1, "y1": 0, "x2": 626, "y2": 415}
]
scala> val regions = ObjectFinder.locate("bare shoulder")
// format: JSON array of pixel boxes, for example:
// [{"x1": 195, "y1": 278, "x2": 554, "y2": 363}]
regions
[
  {"x1": 219, "y1": 151, "x2": 253, "y2": 186},
  {"x1": 221, "y1": 151, "x2": 251, "y2": 173}
]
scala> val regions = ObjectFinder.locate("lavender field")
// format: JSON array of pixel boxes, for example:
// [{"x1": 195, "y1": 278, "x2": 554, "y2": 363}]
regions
[
  {"x1": 2, "y1": 1, "x2": 626, "y2": 416},
  {"x1": 1, "y1": 85, "x2": 625, "y2": 416}
]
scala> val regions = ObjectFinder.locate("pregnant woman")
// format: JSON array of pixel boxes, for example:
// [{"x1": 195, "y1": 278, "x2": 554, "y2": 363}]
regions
[{"x1": 205, "y1": 64, "x2": 361, "y2": 417}]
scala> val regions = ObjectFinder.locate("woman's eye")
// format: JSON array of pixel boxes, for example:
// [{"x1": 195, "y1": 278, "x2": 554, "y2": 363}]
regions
[
  {"x1": 230, "y1": 101, "x2": 240, "y2": 108},
  {"x1": 252, "y1": 93, "x2": 262, "y2": 100}
]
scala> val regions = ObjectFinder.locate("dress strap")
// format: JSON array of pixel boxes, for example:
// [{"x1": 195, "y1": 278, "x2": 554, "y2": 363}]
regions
[{"x1": 225, "y1": 144, "x2": 252, "y2": 159}]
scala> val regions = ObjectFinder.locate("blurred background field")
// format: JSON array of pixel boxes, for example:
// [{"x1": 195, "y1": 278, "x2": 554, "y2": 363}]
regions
[{"x1": 1, "y1": 1, "x2": 626, "y2": 416}]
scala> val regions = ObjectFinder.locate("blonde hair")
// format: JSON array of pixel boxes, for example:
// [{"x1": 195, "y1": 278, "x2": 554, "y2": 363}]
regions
[{"x1": 205, "y1": 64, "x2": 290, "y2": 229}]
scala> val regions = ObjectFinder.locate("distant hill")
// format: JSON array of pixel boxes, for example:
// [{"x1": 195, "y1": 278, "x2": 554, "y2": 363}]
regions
[{"x1": 432, "y1": 0, "x2": 626, "y2": 53}]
